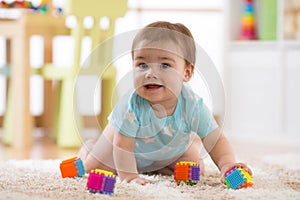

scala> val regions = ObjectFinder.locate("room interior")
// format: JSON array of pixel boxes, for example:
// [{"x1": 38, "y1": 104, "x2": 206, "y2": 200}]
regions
[{"x1": 0, "y1": 0, "x2": 299, "y2": 199}]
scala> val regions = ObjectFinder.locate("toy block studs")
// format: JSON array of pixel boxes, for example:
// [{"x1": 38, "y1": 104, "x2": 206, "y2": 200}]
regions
[
  {"x1": 174, "y1": 161, "x2": 200, "y2": 185},
  {"x1": 86, "y1": 169, "x2": 117, "y2": 195},
  {"x1": 60, "y1": 157, "x2": 85, "y2": 178},
  {"x1": 224, "y1": 166, "x2": 253, "y2": 190}
]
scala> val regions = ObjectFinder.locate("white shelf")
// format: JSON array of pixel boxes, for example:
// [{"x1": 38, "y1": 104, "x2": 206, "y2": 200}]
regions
[
  {"x1": 229, "y1": 40, "x2": 280, "y2": 50},
  {"x1": 224, "y1": 0, "x2": 300, "y2": 138},
  {"x1": 229, "y1": 40, "x2": 300, "y2": 50},
  {"x1": 283, "y1": 41, "x2": 300, "y2": 49}
]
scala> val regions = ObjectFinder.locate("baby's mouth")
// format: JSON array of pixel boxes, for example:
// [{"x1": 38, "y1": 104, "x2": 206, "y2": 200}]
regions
[{"x1": 144, "y1": 83, "x2": 163, "y2": 89}]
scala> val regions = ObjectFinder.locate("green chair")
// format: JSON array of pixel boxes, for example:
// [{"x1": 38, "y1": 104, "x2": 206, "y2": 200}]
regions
[
  {"x1": 41, "y1": 0, "x2": 128, "y2": 147},
  {"x1": 2, "y1": 0, "x2": 127, "y2": 147}
]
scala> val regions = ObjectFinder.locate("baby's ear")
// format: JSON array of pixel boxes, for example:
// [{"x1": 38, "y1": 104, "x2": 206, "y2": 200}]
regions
[{"x1": 184, "y1": 64, "x2": 194, "y2": 82}]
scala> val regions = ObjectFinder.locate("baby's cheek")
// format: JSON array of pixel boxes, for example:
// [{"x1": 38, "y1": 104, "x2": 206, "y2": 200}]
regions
[
  {"x1": 164, "y1": 78, "x2": 183, "y2": 96},
  {"x1": 133, "y1": 75, "x2": 144, "y2": 89}
]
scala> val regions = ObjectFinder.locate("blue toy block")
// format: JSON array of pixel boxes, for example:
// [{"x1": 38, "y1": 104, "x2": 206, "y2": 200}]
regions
[{"x1": 224, "y1": 167, "x2": 253, "y2": 190}]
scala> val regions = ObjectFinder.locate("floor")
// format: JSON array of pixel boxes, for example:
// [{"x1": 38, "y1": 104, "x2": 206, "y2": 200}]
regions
[
  {"x1": 0, "y1": 129, "x2": 80, "y2": 160},
  {"x1": 228, "y1": 134, "x2": 300, "y2": 161},
  {"x1": 0, "y1": 129, "x2": 299, "y2": 161}
]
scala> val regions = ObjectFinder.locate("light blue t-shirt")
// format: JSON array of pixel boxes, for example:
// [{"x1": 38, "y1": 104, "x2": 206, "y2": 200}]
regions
[{"x1": 108, "y1": 84, "x2": 218, "y2": 168}]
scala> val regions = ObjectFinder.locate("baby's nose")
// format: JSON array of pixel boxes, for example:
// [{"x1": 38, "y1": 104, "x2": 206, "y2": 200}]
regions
[{"x1": 145, "y1": 65, "x2": 159, "y2": 79}]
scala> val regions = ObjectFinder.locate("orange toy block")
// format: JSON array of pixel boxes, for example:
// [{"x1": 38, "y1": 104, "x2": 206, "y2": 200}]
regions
[
  {"x1": 60, "y1": 157, "x2": 85, "y2": 178},
  {"x1": 174, "y1": 161, "x2": 200, "y2": 185},
  {"x1": 174, "y1": 164, "x2": 190, "y2": 181}
]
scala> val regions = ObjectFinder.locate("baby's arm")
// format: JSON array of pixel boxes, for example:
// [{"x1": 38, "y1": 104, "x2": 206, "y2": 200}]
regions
[
  {"x1": 78, "y1": 124, "x2": 151, "y2": 185},
  {"x1": 202, "y1": 128, "x2": 252, "y2": 181},
  {"x1": 113, "y1": 128, "x2": 152, "y2": 185}
]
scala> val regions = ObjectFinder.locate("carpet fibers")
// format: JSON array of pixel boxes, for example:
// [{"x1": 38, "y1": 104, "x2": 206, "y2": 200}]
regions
[{"x1": 0, "y1": 155, "x2": 299, "y2": 200}]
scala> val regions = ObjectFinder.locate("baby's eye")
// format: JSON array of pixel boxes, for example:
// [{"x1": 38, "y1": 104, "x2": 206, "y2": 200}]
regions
[
  {"x1": 138, "y1": 63, "x2": 148, "y2": 69},
  {"x1": 160, "y1": 63, "x2": 170, "y2": 69}
]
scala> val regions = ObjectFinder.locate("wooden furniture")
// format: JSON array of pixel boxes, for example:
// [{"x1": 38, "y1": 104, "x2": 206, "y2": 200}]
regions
[
  {"x1": 225, "y1": 0, "x2": 300, "y2": 137},
  {"x1": 1, "y1": 0, "x2": 128, "y2": 148},
  {"x1": 0, "y1": 11, "x2": 68, "y2": 148}
]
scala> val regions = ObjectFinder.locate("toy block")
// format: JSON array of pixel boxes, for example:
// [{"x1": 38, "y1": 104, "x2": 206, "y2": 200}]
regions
[
  {"x1": 174, "y1": 161, "x2": 200, "y2": 185},
  {"x1": 86, "y1": 169, "x2": 116, "y2": 195},
  {"x1": 190, "y1": 165, "x2": 200, "y2": 181},
  {"x1": 87, "y1": 172, "x2": 104, "y2": 193},
  {"x1": 60, "y1": 157, "x2": 85, "y2": 178},
  {"x1": 224, "y1": 166, "x2": 253, "y2": 190}
]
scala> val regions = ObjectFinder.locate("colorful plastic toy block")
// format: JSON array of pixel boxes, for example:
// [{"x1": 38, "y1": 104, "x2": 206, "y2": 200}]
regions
[
  {"x1": 224, "y1": 166, "x2": 253, "y2": 190},
  {"x1": 86, "y1": 169, "x2": 117, "y2": 195},
  {"x1": 60, "y1": 157, "x2": 85, "y2": 178},
  {"x1": 174, "y1": 161, "x2": 200, "y2": 185}
]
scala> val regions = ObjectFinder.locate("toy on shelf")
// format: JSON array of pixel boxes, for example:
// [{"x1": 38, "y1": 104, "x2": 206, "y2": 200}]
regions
[
  {"x1": 174, "y1": 161, "x2": 200, "y2": 185},
  {"x1": 240, "y1": 0, "x2": 257, "y2": 40},
  {"x1": 86, "y1": 169, "x2": 117, "y2": 195},
  {"x1": 0, "y1": 0, "x2": 49, "y2": 12},
  {"x1": 223, "y1": 166, "x2": 253, "y2": 190},
  {"x1": 59, "y1": 157, "x2": 85, "y2": 178}
]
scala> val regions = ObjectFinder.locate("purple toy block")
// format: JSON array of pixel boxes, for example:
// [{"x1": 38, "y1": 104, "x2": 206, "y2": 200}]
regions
[{"x1": 86, "y1": 169, "x2": 116, "y2": 195}]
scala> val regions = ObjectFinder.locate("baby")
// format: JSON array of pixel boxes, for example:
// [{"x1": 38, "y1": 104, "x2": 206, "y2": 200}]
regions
[{"x1": 78, "y1": 21, "x2": 252, "y2": 185}]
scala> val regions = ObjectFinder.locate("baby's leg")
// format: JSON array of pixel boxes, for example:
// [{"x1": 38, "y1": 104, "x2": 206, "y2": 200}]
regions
[
  {"x1": 77, "y1": 139, "x2": 96, "y2": 163},
  {"x1": 151, "y1": 133, "x2": 205, "y2": 176},
  {"x1": 78, "y1": 125, "x2": 117, "y2": 173},
  {"x1": 170, "y1": 134, "x2": 205, "y2": 175}
]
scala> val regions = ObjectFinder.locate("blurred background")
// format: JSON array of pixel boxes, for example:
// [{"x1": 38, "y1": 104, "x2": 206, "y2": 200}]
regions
[{"x1": 0, "y1": 0, "x2": 299, "y2": 159}]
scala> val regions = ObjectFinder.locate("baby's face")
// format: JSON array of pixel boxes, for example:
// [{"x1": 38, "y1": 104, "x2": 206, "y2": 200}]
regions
[{"x1": 133, "y1": 40, "x2": 192, "y2": 106}]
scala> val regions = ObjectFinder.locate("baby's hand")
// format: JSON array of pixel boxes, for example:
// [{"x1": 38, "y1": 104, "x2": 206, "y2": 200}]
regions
[
  {"x1": 130, "y1": 177, "x2": 153, "y2": 185},
  {"x1": 220, "y1": 162, "x2": 252, "y2": 183}
]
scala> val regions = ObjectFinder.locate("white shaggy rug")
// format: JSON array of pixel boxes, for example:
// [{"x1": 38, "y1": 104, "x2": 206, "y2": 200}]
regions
[{"x1": 0, "y1": 155, "x2": 299, "y2": 200}]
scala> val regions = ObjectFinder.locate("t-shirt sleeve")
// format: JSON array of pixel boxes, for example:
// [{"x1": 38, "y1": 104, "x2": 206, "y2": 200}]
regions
[
  {"x1": 108, "y1": 91, "x2": 139, "y2": 138},
  {"x1": 191, "y1": 99, "x2": 219, "y2": 138}
]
